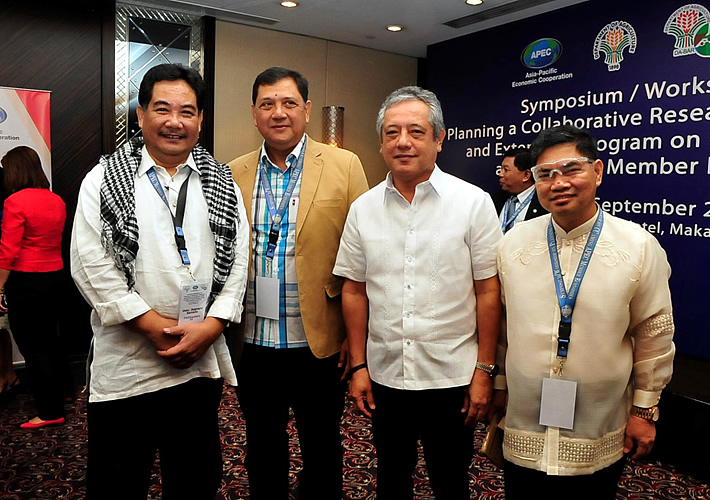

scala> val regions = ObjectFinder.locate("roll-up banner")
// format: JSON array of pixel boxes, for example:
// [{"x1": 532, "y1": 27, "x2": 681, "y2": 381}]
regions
[
  {"x1": 0, "y1": 87, "x2": 52, "y2": 184},
  {"x1": 428, "y1": 1, "x2": 710, "y2": 360}
]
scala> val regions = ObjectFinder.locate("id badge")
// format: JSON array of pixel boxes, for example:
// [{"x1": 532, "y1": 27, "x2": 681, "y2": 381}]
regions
[
  {"x1": 178, "y1": 279, "x2": 210, "y2": 325},
  {"x1": 256, "y1": 275, "x2": 280, "y2": 320},
  {"x1": 539, "y1": 377, "x2": 577, "y2": 430}
]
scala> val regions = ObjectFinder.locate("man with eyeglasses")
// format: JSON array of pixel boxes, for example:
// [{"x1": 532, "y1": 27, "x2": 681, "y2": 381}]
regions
[
  {"x1": 495, "y1": 125, "x2": 675, "y2": 499},
  {"x1": 492, "y1": 146, "x2": 547, "y2": 233}
]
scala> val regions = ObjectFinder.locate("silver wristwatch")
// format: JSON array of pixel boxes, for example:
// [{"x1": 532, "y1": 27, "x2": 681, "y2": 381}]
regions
[{"x1": 475, "y1": 361, "x2": 499, "y2": 378}]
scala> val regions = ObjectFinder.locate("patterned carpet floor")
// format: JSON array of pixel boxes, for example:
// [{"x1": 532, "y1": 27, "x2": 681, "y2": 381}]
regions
[{"x1": 0, "y1": 382, "x2": 708, "y2": 499}]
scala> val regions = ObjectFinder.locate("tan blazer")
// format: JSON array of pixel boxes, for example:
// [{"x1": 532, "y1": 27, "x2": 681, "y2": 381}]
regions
[{"x1": 228, "y1": 136, "x2": 369, "y2": 359}]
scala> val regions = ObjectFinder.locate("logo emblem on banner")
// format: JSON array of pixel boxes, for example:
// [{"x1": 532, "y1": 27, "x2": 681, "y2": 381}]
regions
[
  {"x1": 664, "y1": 3, "x2": 710, "y2": 57},
  {"x1": 521, "y1": 38, "x2": 562, "y2": 68},
  {"x1": 0, "y1": 107, "x2": 7, "y2": 125},
  {"x1": 593, "y1": 21, "x2": 637, "y2": 71}
]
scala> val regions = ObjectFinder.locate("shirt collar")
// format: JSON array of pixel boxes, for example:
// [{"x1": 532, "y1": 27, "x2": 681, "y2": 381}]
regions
[
  {"x1": 383, "y1": 164, "x2": 443, "y2": 202},
  {"x1": 259, "y1": 134, "x2": 307, "y2": 171},
  {"x1": 514, "y1": 184, "x2": 535, "y2": 202},
  {"x1": 551, "y1": 204, "x2": 600, "y2": 240},
  {"x1": 137, "y1": 145, "x2": 198, "y2": 177}
]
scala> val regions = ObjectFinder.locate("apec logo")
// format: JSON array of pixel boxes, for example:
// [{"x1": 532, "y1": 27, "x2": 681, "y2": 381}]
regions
[
  {"x1": 0, "y1": 107, "x2": 7, "y2": 125},
  {"x1": 521, "y1": 38, "x2": 563, "y2": 68}
]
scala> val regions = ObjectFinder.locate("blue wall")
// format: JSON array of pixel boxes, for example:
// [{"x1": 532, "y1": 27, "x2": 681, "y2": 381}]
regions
[{"x1": 428, "y1": 0, "x2": 710, "y2": 362}]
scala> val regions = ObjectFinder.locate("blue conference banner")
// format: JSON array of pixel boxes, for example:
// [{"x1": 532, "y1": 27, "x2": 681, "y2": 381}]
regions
[{"x1": 427, "y1": 0, "x2": 710, "y2": 360}]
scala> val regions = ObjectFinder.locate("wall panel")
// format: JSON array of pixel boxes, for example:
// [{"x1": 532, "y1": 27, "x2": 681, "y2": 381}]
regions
[{"x1": 214, "y1": 21, "x2": 418, "y2": 185}]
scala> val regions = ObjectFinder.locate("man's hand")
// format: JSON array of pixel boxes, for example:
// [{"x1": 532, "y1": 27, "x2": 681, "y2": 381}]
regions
[
  {"x1": 624, "y1": 416, "x2": 656, "y2": 459},
  {"x1": 349, "y1": 368, "x2": 375, "y2": 418},
  {"x1": 128, "y1": 310, "x2": 180, "y2": 351},
  {"x1": 339, "y1": 337, "x2": 351, "y2": 381},
  {"x1": 462, "y1": 369, "x2": 493, "y2": 427},
  {"x1": 157, "y1": 317, "x2": 226, "y2": 369},
  {"x1": 487, "y1": 389, "x2": 507, "y2": 424}
]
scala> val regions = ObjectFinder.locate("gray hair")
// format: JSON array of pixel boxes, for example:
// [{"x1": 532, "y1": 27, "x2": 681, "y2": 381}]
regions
[{"x1": 376, "y1": 86, "x2": 446, "y2": 139}]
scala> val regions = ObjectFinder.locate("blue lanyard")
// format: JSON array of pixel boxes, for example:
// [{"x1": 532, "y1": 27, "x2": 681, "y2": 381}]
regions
[
  {"x1": 502, "y1": 190, "x2": 534, "y2": 233},
  {"x1": 547, "y1": 210, "x2": 604, "y2": 359},
  {"x1": 147, "y1": 167, "x2": 193, "y2": 266},
  {"x1": 258, "y1": 140, "x2": 306, "y2": 260}
]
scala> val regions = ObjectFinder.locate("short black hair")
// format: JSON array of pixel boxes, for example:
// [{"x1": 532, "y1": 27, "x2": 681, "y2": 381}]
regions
[
  {"x1": 504, "y1": 147, "x2": 533, "y2": 172},
  {"x1": 138, "y1": 63, "x2": 206, "y2": 111},
  {"x1": 252, "y1": 67, "x2": 309, "y2": 104},
  {"x1": 530, "y1": 125, "x2": 598, "y2": 165}
]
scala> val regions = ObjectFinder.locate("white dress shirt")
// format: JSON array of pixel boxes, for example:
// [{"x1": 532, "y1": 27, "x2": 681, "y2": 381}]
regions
[
  {"x1": 497, "y1": 210, "x2": 675, "y2": 475},
  {"x1": 71, "y1": 147, "x2": 249, "y2": 402},
  {"x1": 334, "y1": 166, "x2": 501, "y2": 390},
  {"x1": 499, "y1": 184, "x2": 536, "y2": 227}
]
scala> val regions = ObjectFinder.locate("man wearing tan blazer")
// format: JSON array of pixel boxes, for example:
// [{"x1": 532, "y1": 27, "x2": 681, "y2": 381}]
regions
[{"x1": 228, "y1": 67, "x2": 369, "y2": 500}]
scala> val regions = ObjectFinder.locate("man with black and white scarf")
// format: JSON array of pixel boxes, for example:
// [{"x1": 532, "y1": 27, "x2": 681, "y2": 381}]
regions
[{"x1": 71, "y1": 64, "x2": 249, "y2": 500}]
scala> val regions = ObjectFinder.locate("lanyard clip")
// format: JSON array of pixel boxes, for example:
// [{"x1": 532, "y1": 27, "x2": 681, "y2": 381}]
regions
[
  {"x1": 557, "y1": 337, "x2": 570, "y2": 358},
  {"x1": 266, "y1": 226, "x2": 280, "y2": 260},
  {"x1": 557, "y1": 321, "x2": 571, "y2": 358},
  {"x1": 174, "y1": 226, "x2": 191, "y2": 266}
]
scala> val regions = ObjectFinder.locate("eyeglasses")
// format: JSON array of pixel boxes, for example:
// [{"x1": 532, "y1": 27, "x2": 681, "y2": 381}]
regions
[{"x1": 531, "y1": 157, "x2": 594, "y2": 183}]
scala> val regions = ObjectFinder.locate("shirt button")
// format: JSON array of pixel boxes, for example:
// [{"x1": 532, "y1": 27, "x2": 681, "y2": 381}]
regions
[
  {"x1": 405, "y1": 312, "x2": 412, "y2": 318},
  {"x1": 564, "y1": 240, "x2": 572, "y2": 246},
  {"x1": 406, "y1": 284, "x2": 413, "y2": 289},
  {"x1": 406, "y1": 340, "x2": 411, "y2": 346},
  {"x1": 406, "y1": 256, "x2": 413, "y2": 262}
]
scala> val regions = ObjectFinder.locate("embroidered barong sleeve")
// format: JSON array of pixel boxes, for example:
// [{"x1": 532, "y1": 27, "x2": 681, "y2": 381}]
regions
[
  {"x1": 204, "y1": 181, "x2": 249, "y2": 323},
  {"x1": 71, "y1": 165, "x2": 152, "y2": 326},
  {"x1": 628, "y1": 235, "x2": 675, "y2": 408}
]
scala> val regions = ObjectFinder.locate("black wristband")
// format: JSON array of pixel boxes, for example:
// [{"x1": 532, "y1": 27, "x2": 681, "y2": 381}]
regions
[{"x1": 348, "y1": 363, "x2": 368, "y2": 379}]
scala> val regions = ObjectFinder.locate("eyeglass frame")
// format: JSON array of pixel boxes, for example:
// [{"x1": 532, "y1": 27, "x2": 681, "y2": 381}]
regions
[{"x1": 530, "y1": 157, "x2": 595, "y2": 183}]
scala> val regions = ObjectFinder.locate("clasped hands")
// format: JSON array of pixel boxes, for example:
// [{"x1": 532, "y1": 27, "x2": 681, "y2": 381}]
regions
[{"x1": 128, "y1": 310, "x2": 225, "y2": 369}]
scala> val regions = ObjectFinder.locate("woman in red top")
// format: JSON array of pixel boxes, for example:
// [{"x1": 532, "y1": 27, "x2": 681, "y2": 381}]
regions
[{"x1": 0, "y1": 146, "x2": 72, "y2": 429}]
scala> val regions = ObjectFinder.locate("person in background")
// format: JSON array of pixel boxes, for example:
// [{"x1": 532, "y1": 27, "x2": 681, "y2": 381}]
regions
[
  {"x1": 496, "y1": 125, "x2": 675, "y2": 499},
  {"x1": 492, "y1": 146, "x2": 547, "y2": 234},
  {"x1": 228, "y1": 66, "x2": 369, "y2": 500},
  {"x1": 334, "y1": 86, "x2": 502, "y2": 499},
  {"x1": 0, "y1": 146, "x2": 72, "y2": 428},
  {"x1": 71, "y1": 63, "x2": 249, "y2": 499}
]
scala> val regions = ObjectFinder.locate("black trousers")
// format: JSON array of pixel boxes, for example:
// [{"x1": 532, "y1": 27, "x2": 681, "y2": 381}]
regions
[
  {"x1": 503, "y1": 457, "x2": 626, "y2": 500},
  {"x1": 370, "y1": 382, "x2": 474, "y2": 500},
  {"x1": 86, "y1": 377, "x2": 224, "y2": 500},
  {"x1": 235, "y1": 343, "x2": 346, "y2": 500},
  {"x1": 7, "y1": 270, "x2": 72, "y2": 420}
]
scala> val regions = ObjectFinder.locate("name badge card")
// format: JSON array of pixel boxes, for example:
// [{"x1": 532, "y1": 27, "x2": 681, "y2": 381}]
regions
[
  {"x1": 539, "y1": 378, "x2": 577, "y2": 430},
  {"x1": 178, "y1": 279, "x2": 210, "y2": 325},
  {"x1": 256, "y1": 276, "x2": 280, "y2": 320}
]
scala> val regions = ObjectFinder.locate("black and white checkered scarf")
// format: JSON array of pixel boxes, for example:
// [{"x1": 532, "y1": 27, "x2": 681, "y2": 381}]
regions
[{"x1": 99, "y1": 137, "x2": 239, "y2": 302}]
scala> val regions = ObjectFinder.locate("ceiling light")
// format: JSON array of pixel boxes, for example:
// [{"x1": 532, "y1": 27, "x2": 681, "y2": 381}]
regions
[
  {"x1": 280, "y1": 1, "x2": 299, "y2": 7},
  {"x1": 466, "y1": 0, "x2": 484, "y2": 5},
  {"x1": 387, "y1": 25, "x2": 403, "y2": 32}
]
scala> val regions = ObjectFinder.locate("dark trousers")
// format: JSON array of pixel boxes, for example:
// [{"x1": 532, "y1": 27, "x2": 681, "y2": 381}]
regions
[
  {"x1": 86, "y1": 377, "x2": 224, "y2": 500},
  {"x1": 504, "y1": 457, "x2": 626, "y2": 500},
  {"x1": 371, "y1": 382, "x2": 474, "y2": 500},
  {"x1": 235, "y1": 343, "x2": 346, "y2": 500},
  {"x1": 7, "y1": 270, "x2": 72, "y2": 420}
]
